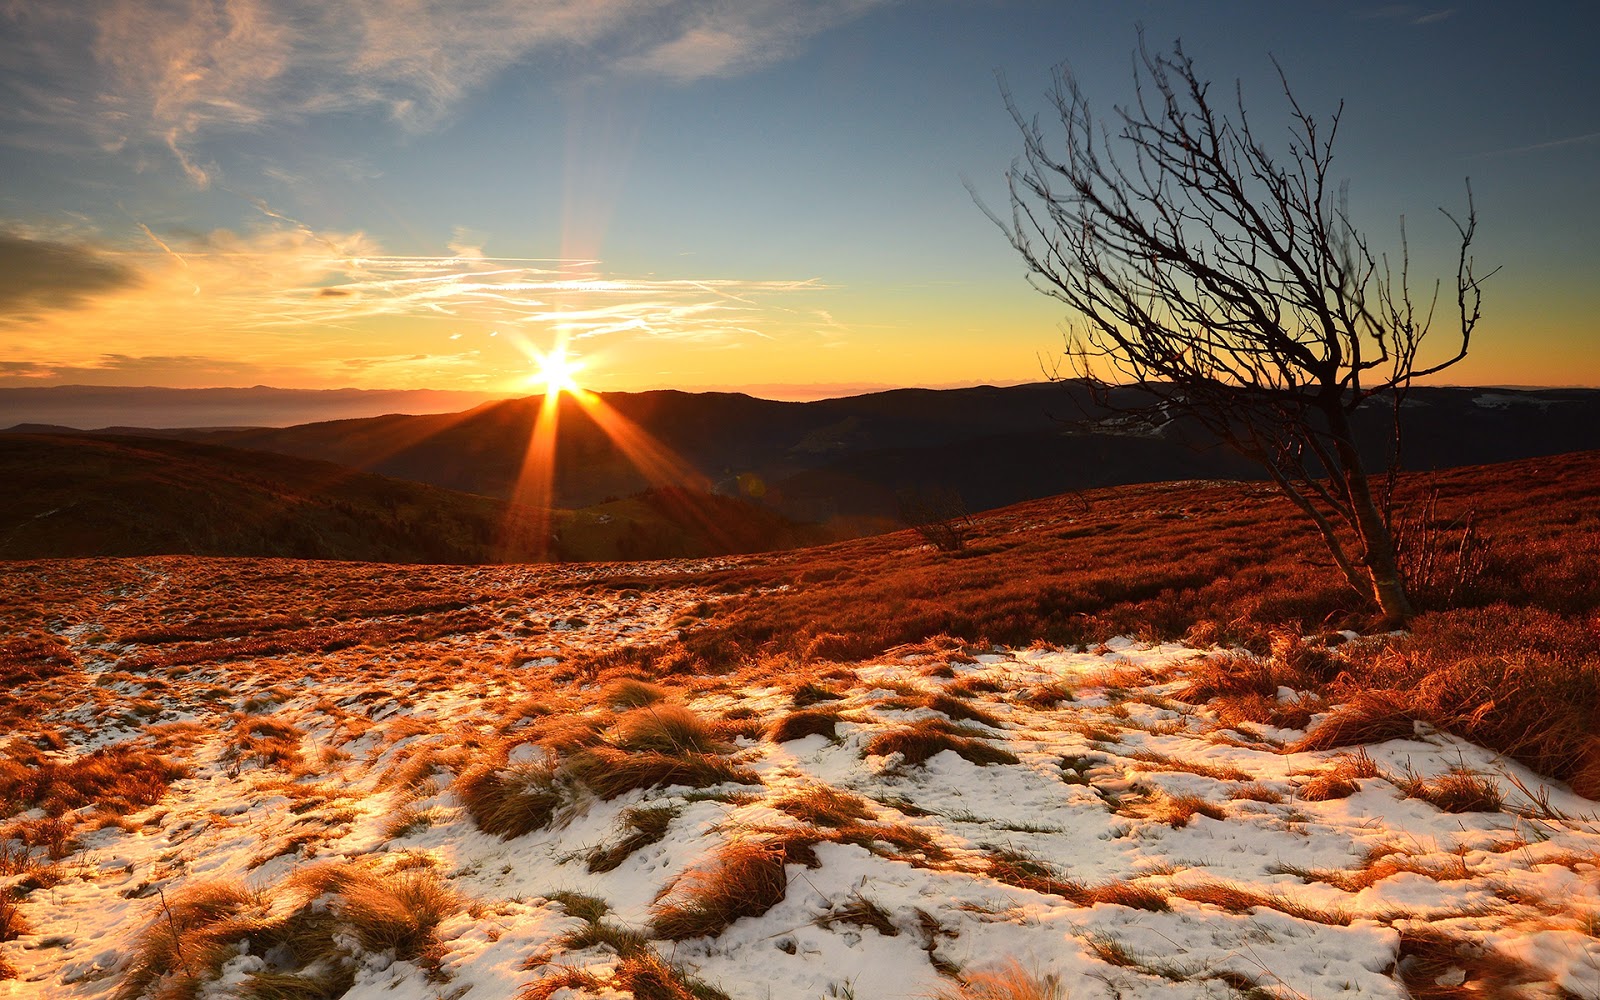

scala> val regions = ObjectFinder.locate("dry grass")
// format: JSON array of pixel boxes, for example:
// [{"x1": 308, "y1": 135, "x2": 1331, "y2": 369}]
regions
[
  {"x1": 1297, "y1": 749, "x2": 1380, "y2": 802},
  {"x1": 1228, "y1": 783, "x2": 1284, "y2": 803},
  {"x1": 563, "y1": 747, "x2": 759, "y2": 800},
  {"x1": 767, "y1": 708, "x2": 842, "y2": 742},
  {"x1": 1395, "y1": 925, "x2": 1542, "y2": 999},
  {"x1": 601, "y1": 677, "x2": 670, "y2": 709},
  {"x1": 520, "y1": 952, "x2": 729, "y2": 1000},
  {"x1": 863, "y1": 719, "x2": 1019, "y2": 767},
  {"x1": 588, "y1": 806, "x2": 676, "y2": 873},
  {"x1": 982, "y1": 851, "x2": 1168, "y2": 911},
  {"x1": 650, "y1": 837, "x2": 801, "y2": 941},
  {"x1": 1128, "y1": 749, "x2": 1250, "y2": 782},
  {"x1": 1291, "y1": 690, "x2": 1422, "y2": 752},
  {"x1": 116, "y1": 861, "x2": 461, "y2": 1000},
  {"x1": 1397, "y1": 768, "x2": 1505, "y2": 813},
  {"x1": 1123, "y1": 793, "x2": 1227, "y2": 828},
  {"x1": 933, "y1": 959, "x2": 1061, "y2": 1000},
  {"x1": 609, "y1": 705, "x2": 733, "y2": 755},
  {"x1": 1169, "y1": 879, "x2": 1354, "y2": 926},
  {"x1": 815, "y1": 895, "x2": 899, "y2": 937},
  {"x1": 772, "y1": 786, "x2": 874, "y2": 828},
  {"x1": 0, "y1": 744, "x2": 187, "y2": 819},
  {"x1": 455, "y1": 759, "x2": 568, "y2": 838}
]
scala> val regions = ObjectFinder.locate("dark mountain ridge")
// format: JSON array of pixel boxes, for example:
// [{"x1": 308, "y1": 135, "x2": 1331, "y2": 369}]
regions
[{"x1": 9, "y1": 382, "x2": 1599, "y2": 524}]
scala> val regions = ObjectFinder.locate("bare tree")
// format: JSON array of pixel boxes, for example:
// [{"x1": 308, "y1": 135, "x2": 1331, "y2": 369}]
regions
[{"x1": 982, "y1": 36, "x2": 1490, "y2": 625}]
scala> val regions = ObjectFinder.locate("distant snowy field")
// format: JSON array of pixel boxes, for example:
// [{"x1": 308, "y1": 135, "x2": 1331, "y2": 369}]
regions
[{"x1": 3, "y1": 557, "x2": 1599, "y2": 999}]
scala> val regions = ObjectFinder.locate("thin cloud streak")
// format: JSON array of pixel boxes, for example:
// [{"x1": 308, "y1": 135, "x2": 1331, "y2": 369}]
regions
[
  {"x1": 3, "y1": 225, "x2": 830, "y2": 386},
  {"x1": 1472, "y1": 130, "x2": 1600, "y2": 159},
  {"x1": 0, "y1": 1, "x2": 890, "y2": 186}
]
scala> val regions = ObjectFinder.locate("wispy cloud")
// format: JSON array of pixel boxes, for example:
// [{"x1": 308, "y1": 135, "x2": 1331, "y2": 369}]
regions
[
  {"x1": 1472, "y1": 130, "x2": 1600, "y2": 159},
  {"x1": 1, "y1": 223, "x2": 828, "y2": 388},
  {"x1": 0, "y1": 0, "x2": 887, "y2": 185},
  {"x1": 0, "y1": 232, "x2": 140, "y2": 314},
  {"x1": 1359, "y1": 5, "x2": 1458, "y2": 26}
]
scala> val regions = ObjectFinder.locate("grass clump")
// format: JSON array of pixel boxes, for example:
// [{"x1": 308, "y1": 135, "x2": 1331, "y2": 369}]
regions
[
  {"x1": 1398, "y1": 767, "x2": 1504, "y2": 813},
  {"x1": 864, "y1": 719, "x2": 1019, "y2": 767},
  {"x1": 1395, "y1": 925, "x2": 1541, "y2": 999},
  {"x1": 651, "y1": 836, "x2": 811, "y2": 941},
  {"x1": 767, "y1": 708, "x2": 841, "y2": 742},
  {"x1": 1297, "y1": 749, "x2": 1379, "y2": 802},
  {"x1": 563, "y1": 747, "x2": 758, "y2": 801},
  {"x1": 588, "y1": 806, "x2": 677, "y2": 873},
  {"x1": 933, "y1": 959, "x2": 1061, "y2": 1000},
  {"x1": 456, "y1": 759, "x2": 568, "y2": 838},
  {"x1": 982, "y1": 850, "x2": 1168, "y2": 912},
  {"x1": 0, "y1": 744, "x2": 187, "y2": 819},
  {"x1": 116, "y1": 861, "x2": 460, "y2": 1000},
  {"x1": 609, "y1": 705, "x2": 733, "y2": 755},
  {"x1": 601, "y1": 678, "x2": 669, "y2": 709}
]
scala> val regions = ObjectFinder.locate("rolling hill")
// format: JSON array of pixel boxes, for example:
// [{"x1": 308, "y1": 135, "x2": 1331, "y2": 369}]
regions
[
  {"x1": 0, "y1": 434, "x2": 839, "y2": 563},
  {"x1": 16, "y1": 382, "x2": 1594, "y2": 523}
]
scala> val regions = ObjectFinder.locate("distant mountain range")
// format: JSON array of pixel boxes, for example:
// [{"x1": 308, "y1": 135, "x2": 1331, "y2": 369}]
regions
[
  {"x1": 6, "y1": 382, "x2": 1599, "y2": 562},
  {"x1": 0, "y1": 384, "x2": 505, "y2": 430}
]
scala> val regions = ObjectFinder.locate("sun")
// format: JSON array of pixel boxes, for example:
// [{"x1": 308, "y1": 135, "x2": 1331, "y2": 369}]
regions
[{"x1": 531, "y1": 347, "x2": 583, "y2": 398}]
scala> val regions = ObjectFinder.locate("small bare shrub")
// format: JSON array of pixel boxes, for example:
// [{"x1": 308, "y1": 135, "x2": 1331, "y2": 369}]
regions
[{"x1": 898, "y1": 485, "x2": 973, "y2": 553}]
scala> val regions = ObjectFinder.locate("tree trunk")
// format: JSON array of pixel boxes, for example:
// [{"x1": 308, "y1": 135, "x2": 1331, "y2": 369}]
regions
[{"x1": 1329, "y1": 412, "x2": 1414, "y2": 626}]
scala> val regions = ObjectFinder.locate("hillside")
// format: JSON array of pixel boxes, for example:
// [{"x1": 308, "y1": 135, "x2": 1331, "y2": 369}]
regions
[
  {"x1": 3, "y1": 451, "x2": 1599, "y2": 997},
  {"x1": 30, "y1": 382, "x2": 1589, "y2": 522},
  {"x1": 0, "y1": 435, "x2": 840, "y2": 564}
]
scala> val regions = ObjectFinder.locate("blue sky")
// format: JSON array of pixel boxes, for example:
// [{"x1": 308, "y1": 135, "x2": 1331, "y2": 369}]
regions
[{"x1": 1, "y1": 1, "x2": 1596, "y2": 395}]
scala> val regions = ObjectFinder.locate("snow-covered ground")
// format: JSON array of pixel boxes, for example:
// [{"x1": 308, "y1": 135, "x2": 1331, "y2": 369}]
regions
[{"x1": 4, "y1": 558, "x2": 1599, "y2": 999}]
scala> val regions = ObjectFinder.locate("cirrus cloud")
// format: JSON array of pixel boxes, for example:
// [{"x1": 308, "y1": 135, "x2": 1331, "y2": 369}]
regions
[{"x1": 0, "y1": 0, "x2": 889, "y2": 185}]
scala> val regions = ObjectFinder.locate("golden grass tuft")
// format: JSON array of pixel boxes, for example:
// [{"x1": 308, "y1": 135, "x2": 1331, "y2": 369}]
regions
[
  {"x1": 932, "y1": 959, "x2": 1061, "y2": 1000},
  {"x1": 772, "y1": 786, "x2": 874, "y2": 828},
  {"x1": 863, "y1": 718, "x2": 1019, "y2": 767},
  {"x1": 588, "y1": 806, "x2": 677, "y2": 873},
  {"x1": 1290, "y1": 690, "x2": 1421, "y2": 751},
  {"x1": 1169, "y1": 879, "x2": 1353, "y2": 926},
  {"x1": 1395, "y1": 925, "x2": 1542, "y2": 999},
  {"x1": 455, "y1": 759, "x2": 567, "y2": 838},
  {"x1": 982, "y1": 851, "x2": 1168, "y2": 911},
  {"x1": 1228, "y1": 782, "x2": 1284, "y2": 803},
  {"x1": 1398, "y1": 768, "x2": 1504, "y2": 813},
  {"x1": 0, "y1": 744, "x2": 187, "y2": 819},
  {"x1": 767, "y1": 708, "x2": 841, "y2": 742},
  {"x1": 1297, "y1": 749, "x2": 1379, "y2": 802},
  {"x1": 609, "y1": 705, "x2": 732, "y2": 755},
  {"x1": 1128, "y1": 749, "x2": 1250, "y2": 782},
  {"x1": 601, "y1": 677, "x2": 669, "y2": 709},
  {"x1": 562, "y1": 747, "x2": 759, "y2": 800},
  {"x1": 651, "y1": 837, "x2": 802, "y2": 941},
  {"x1": 116, "y1": 861, "x2": 462, "y2": 1000}
]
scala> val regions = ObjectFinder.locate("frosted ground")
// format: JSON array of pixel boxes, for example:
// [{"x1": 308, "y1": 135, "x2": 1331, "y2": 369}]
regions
[{"x1": 3, "y1": 556, "x2": 1600, "y2": 999}]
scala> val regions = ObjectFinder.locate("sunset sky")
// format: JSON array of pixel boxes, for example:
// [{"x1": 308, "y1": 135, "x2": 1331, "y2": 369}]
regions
[{"x1": 2, "y1": 1, "x2": 1596, "y2": 398}]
